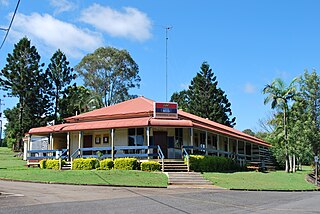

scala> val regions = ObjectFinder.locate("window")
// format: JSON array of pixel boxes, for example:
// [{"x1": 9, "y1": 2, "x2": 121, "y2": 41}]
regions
[
  {"x1": 175, "y1": 128, "x2": 183, "y2": 148},
  {"x1": 128, "y1": 128, "x2": 144, "y2": 146},
  {"x1": 95, "y1": 135, "x2": 101, "y2": 144},
  {"x1": 103, "y1": 135, "x2": 109, "y2": 144}
]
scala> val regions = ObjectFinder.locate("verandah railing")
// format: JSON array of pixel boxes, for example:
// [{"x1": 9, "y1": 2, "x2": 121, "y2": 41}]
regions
[{"x1": 27, "y1": 149, "x2": 68, "y2": 160}]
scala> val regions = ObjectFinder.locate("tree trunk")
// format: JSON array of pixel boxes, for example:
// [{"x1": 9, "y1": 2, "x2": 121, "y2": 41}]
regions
[
  {"x1": 293, "y1": 154, "x2": 296, "y2": 172},
  {"x1": 285, "y1": 153, "x2": 289, "y2": 172},
  {"x1": 289, "y1": 155, "x2": 293, "y2": 173}
]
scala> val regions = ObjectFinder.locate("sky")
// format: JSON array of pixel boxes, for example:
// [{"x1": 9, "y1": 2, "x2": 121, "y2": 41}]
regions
[{"x1": 1, "y1": 0, "x2": 320, "y2": 133}]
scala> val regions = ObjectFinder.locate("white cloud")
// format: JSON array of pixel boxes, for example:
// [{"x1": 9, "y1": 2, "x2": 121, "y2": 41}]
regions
[
  {"x1": 244, "y1": 83, "x2": 256, "y2": 94},
  {"x1": 0, "y1": 0, "x2": 9, "y2": 6},
  {"x1": 50, "y1": 0, "x2": 76, "y2": 15},
  {"x1": 80, "y1": 4, "x2": 152, "y2": 41},
  {"x1": 10, "y1": 13, "x2": 103, "y2": 59}
]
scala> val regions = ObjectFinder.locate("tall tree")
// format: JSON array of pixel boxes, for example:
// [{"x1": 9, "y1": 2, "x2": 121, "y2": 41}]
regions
[
  {"x1": 263, "y1": 78, "x2": 297, "y2": 172},
  {"x1": 75, "y1": 47, "x2": 141, "y2": 107},
  {"x1": 171, "y1": 62, "x2": 236, "y2": 127},
  {"x1": 0, "y1": 37, "x2": 51, "y2": 147},
  {"x1": 47, "y1": 49, "x2": 75, "y2": 123},
  {"x1": 299, "y1": 70, "x2": 320, "y2": 167},
  {"x1": 59, "y1": 85, "x2": 104, "y2": 119}
]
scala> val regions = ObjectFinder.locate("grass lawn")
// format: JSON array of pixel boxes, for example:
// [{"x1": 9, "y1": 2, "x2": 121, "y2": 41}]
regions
[
  {"x1": 204, "y1": 167, "x2": 318, "y2": 191},
  {"x1": 0, "y1": 147, "x2": 167, "y2": 187}
]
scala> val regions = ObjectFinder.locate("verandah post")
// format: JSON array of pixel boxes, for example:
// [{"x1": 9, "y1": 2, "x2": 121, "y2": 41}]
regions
[{"x1": 111, "y1": 128, "x2": 115, "y2": 160}]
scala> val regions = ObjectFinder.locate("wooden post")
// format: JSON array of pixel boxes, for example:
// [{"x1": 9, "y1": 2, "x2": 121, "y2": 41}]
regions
[
  {"x1": 78, "y1": 131, "x2": 82, "y2": 157},
  {"x1": 217, "y1": 134, "x2": 220, "y2": 156},
  {"x1": 227, "y1": 137, "x2": 230, "y2": 158},
  {"x1": 67, "y1": 132, "x2": 70, "y2": 161},
  {"x1": 146, "y1": 127, "x2": 150, "y2": 159},
  {"x1": 244, "y1": 141, "x2": 247, "y2": 162},
  {"x1": 205, "y1": 131, "x2": 208, "y2": 155},
  {"x1": 190, "y1": 128, "x2": 194, "y2": 154},
  {"x1": 49, "y1": 133, "x2": 53, "y2": 150},
  {"x1": 111, "y1": 129, "x2": 115, "y2": 160}
]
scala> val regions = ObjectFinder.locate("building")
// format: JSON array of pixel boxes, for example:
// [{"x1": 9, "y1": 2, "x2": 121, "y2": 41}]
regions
[{"x1": 26, "y1": 96, "x2": 270, "y2": 165}]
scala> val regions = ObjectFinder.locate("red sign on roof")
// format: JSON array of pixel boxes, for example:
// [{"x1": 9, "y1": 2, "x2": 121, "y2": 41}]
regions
[{"x1": 153, "y1": 102, "x2": 178, "y2": 119}]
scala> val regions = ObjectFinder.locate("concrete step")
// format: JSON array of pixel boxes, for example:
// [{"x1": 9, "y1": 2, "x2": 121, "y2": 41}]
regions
[{"x1": 167, "y1": 172, "x2": 212, "y2": 186}]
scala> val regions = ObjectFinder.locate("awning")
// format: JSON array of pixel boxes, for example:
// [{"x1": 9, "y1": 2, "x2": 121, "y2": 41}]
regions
[{"x1": 29, "y1": 117, "x2": 151, "y2": 134}]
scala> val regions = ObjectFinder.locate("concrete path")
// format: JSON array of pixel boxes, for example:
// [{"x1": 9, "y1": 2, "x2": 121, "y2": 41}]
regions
[{"x1": 1, "y1": 180, "x2": 320, "y2": 214}]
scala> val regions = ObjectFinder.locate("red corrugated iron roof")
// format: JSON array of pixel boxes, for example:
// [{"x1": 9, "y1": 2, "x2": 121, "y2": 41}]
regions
[
  {"x1": 178, "y1": 110, "x2": 268, "y2": 146},
  {"x1": 29, "y1": 96, "x2": 270, "y2": 147},
  {"x1": 65, "y1": 96, "x2": 154, "y2": 122},
  {"x1": 29, "y1": 117, "x2": 193, "y2": 134}
]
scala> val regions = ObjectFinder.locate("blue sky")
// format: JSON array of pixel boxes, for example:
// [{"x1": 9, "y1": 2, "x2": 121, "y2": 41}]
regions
[{"x1": 1, "y1": 0, "x2": 320, "y2": 133}]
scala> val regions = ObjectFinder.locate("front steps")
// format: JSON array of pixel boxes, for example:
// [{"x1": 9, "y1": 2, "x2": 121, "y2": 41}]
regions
[
  {"x1": 61, "y1": 161, "x2": 71, "y2": 170},
  {"x1": 167, "y1": 172, "x2": 212, "y2": 186},
  {"x1": 161, "y1": 159, "x2": 188, "y2": 172}
]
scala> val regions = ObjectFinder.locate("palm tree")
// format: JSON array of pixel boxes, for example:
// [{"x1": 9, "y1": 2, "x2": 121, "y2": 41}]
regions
[{"x1": 263, "y1": 78, "x2": 297, "y2": 172}]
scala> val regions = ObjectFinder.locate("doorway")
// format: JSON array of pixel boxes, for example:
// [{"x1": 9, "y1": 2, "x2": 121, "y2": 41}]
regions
[
  {"x1": 83, "y1": 135, "x2": 92, "y2": 155},
  {"x1": 153, "y1": 131, "x2": 168, "y2": 158}
]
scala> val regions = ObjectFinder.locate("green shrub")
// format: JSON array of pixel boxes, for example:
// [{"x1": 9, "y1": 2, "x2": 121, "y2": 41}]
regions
[
  {"x1": 72, "y1": 158, "x2": 99, "y2": 170},
  {"x1": 100, "y1": 159, "x2": 113, "y2": 170},
  {"x1": 46, "y1": 159, "x2": 66, "y2": 170},
  {"x1": 39, "y1": 159, "x2": 46, "y2": 169},
  {"x1": 114, "y1": 158, "x2": 138, "y2": 170},
  {"x1": 141, "y1": 161, "x2": 161, "y2": 171},
  {"x1": 189, "y1": 155, "x2": 238, "y2": 172}
]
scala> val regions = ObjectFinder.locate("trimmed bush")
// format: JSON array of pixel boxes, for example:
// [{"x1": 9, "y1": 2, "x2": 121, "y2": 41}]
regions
[
  {"x1": 114, "y1": 158, "x2": 138, "y2": 170},
  {"x1": 141, "y1": 161, "x2": 161, "y2": 171},
  {"x1": 46, "y1": 159, "x2": 66, "y2": 170},
  {"x1": 100, "y1": 159, "x2": 114, "y2": 170},
  {"x1": 189, "y1": 155, "x2": 238, "y2": 172},
  {"x1": 72, "y1": 158, "x2": 99, "y2": 170},
  {"x1": 39, "y1": 159, "x2": 46, "y2": 169}
]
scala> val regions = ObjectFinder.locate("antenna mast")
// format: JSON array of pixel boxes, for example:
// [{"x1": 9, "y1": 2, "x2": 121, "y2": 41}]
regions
[{"x1": 165, "y1": 26, "x2": 172, "y2": 102}]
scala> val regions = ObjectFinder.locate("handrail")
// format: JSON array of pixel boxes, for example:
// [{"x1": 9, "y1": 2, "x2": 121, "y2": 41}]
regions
[
  {"x1": 70, "y1": 148, "x2": 80, "y2": 160},
  {"x1": 27, "y1": 149, "x2": 68, "y2": 160},
  {"x1": 182, "y1": 148, "x2": 190, "y2": 172},
  {"x1": 157, "y1": 145, "x2": 164, "y2": 172}
]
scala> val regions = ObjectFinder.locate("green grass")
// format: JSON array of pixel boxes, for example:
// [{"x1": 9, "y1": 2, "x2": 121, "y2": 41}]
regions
[
  {"x1": 204, "y1": 167, "x2": 318, "y2": 190},
  {"x1": 0, "y1": 147, "x2": 167, "y2": 187}
]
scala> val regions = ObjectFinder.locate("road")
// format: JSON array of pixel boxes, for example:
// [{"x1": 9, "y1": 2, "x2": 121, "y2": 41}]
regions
[{"x1": 0, "y1": 180, "x2": 320, "y2": 214}]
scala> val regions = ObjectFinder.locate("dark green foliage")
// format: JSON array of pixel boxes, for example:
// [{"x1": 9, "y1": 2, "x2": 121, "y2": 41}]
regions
[
  {"x1": 99, "y1": 159, "x2": 114, "y2": 170},
  {"x1": 189, "y1": 155, "x2": 238, "y2": 172},
  {"x1": 72, "y1": 158, "x2": 99, "y2": 170},
  {"x1": 39, "y1": 160, "x2": 46, "y2": 169},
  {"x1": 242, "y1": 129, "x2": 255, "y2": 136},
  {"x1": 47, "y1": 49, "x2": 75, "y2": 124},
  {"x1": 75, "y1": 46, "x2": 141, "y2": 107},
  {"x1": 114, "y1": 158, "x2": 139, "y2": 170},
  {"x1": 59, "y1": 85, "x2": 103, "y2": 119},
  {"x1": 0, "y1": 37, "x2": 52, "y2": 148},
  {"x1": 140, "y1": 161, "x2": 161, "y2": 171},
  {"x1": 171, "y1": 62, "x2": 236, "y2": 127}
]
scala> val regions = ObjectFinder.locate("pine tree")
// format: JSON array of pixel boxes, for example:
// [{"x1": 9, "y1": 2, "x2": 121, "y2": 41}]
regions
[
  {"x1": 171, "y1": 62, "x2": 236, "y2": 127},
  {"x1": 0, "y1": 37, "x2": 51, "y2": 148},
  {"x1": 47, "y1": 49, "x2": 75, "y2": 124}
]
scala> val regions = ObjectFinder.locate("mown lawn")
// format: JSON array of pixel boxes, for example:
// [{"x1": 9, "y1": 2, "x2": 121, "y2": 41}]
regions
[
  {"x1": 204, "y1": 167, "x2": 318, "y2": 191},
  {"x1": 0, "y1": 147, "x2": 167, "y2": 187}
]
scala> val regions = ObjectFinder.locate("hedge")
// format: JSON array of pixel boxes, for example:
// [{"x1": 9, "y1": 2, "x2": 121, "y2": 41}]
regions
[
  {"x1": 39, "y1": 159, "x2": 46, "y2": 169},
  {"x1": 45, "y1": 159, "x2": 66, "y2": 170},
  {"x1": 141, "y1": 161, "x2": 161, "y2": 171},
  {"x1": 100, "y1": 159, "x2": 114, "y2": 170},
  {"x1": 72, "y1": 158, "x2": 99, "y2": 170},
  {"x1": 189, "y1": 155, "x2": 238, "y2": 172},
  {"x1": 114, "y1": 158, "x2": 138, "y2": 170}
]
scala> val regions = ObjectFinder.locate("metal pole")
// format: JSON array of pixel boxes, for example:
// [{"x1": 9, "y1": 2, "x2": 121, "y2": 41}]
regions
[{"x1": 165, "y1": 26, "x2": 172, "y2": 102}]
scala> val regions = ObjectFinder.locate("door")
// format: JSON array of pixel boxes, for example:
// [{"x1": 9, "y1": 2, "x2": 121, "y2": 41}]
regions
[
  {"x1": 153, "y1": 131, "x2": 168, "y2": 158},
  {"x1": 83, "y1": 135, "x2": 93, "y2": 155}
]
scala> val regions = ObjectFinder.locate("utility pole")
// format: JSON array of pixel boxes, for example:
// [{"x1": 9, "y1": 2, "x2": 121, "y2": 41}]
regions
[
  {"x1": 165, "y1": 26, "x2": 172, "y2": 102},
  {"x1": 0, "y1": 99, "x2": 4, "y2": 146}
]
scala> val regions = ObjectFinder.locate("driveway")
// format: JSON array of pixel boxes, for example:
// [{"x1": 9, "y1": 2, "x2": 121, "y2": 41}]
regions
[{"x1": 0, "y1": 180, "x2": 319, "y2": 214}]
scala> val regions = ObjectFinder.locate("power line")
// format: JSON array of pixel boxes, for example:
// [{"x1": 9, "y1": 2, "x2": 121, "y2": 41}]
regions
[
  {"x1": 165, "y1": 26, "x2": 172, "y2": 102},
  {"x1": 0, "y1": 0, "x2": 21, "y2": 50}
]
